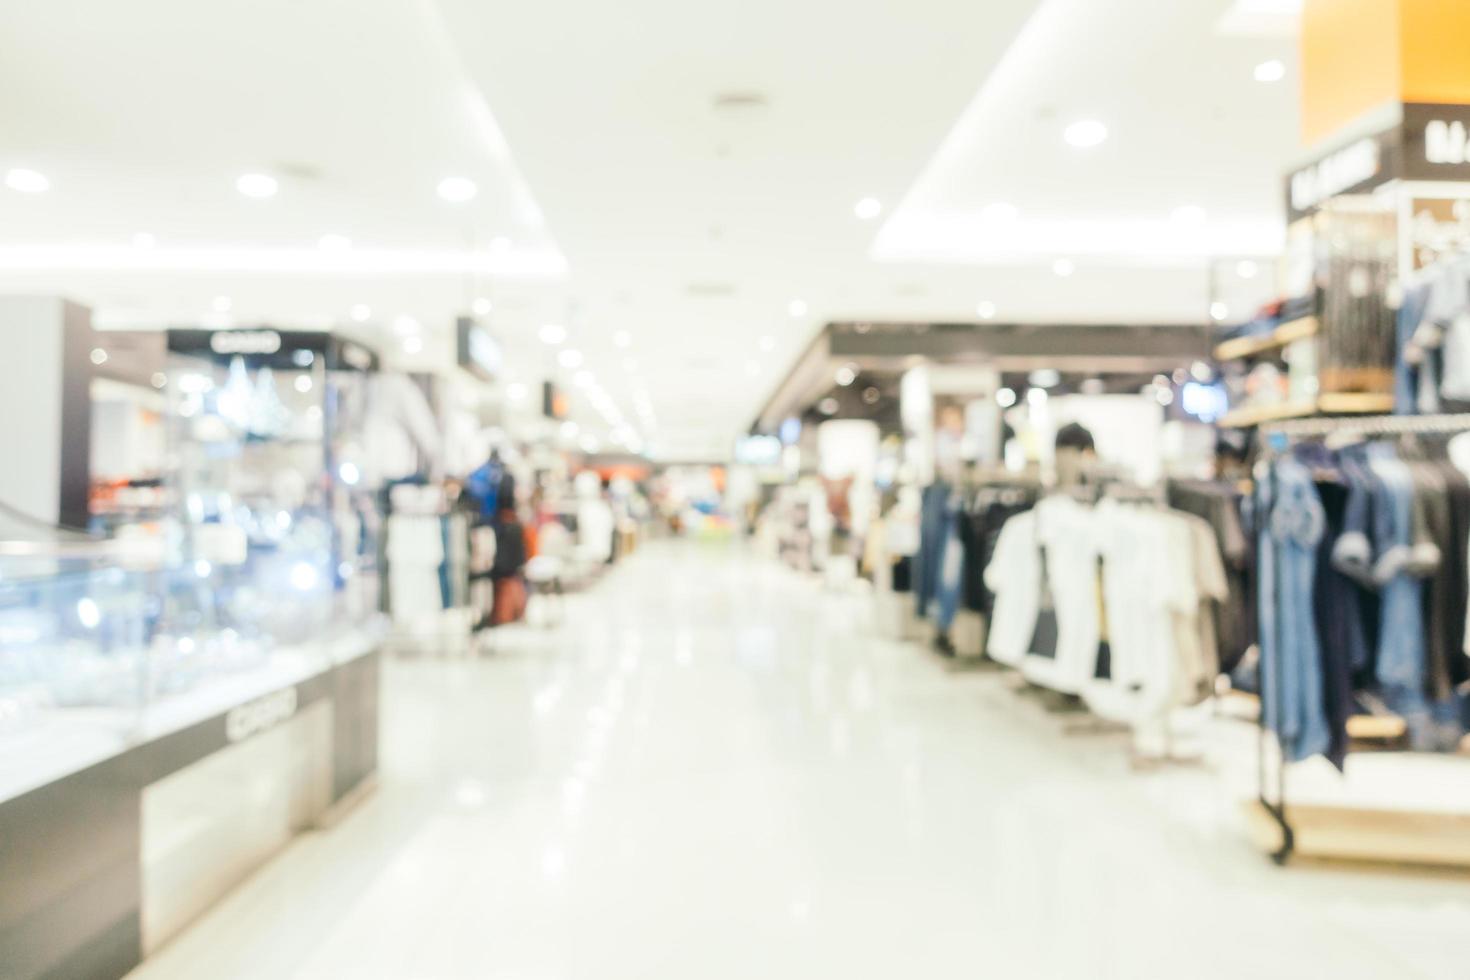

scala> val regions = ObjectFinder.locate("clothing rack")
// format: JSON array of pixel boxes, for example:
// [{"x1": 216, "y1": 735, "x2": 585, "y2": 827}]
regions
[
  {"x1": 1261, "y1": 412, "x2": 1470, "y2": 440},
  {"x1": 1254, "y1": 412, "x2": 1470, "y2": 865}
]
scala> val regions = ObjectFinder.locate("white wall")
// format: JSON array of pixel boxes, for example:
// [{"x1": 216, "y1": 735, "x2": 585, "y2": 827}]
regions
[{"x1": 0, "y1": 296, "x2": 66, "y2": 523}]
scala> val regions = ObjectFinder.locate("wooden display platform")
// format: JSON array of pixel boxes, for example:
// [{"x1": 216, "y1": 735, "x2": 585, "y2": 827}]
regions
[
  {"x1": 1219, "y1": 690, "x2": 1408, "y2": 742},
  {"x1": 1213, "y1": 316, "x2": 1319, "y2": 362},
  {"x1": 1244, "y1": 799, "x2": 1470, "y2": 869}
]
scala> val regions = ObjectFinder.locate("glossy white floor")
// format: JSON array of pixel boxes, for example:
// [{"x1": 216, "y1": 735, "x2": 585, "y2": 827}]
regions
[{"x1": 128, "y1": 541, "x2": 1470, "y2": 980}]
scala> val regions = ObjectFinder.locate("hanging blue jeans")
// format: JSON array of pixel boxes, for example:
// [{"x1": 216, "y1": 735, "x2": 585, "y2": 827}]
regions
[
  {"x1": 916, "y1": 483, "x2": 951, "y2": 619},
  {"x1": 934, "y1": 499, "x2": 964, "y2": 631},
  {"x1": 1263, "y1": 456, "x2": 1331, "y2": 762},
  {"x1": 1365, "y1": 444, "x2": 1439, "y2": 747}
]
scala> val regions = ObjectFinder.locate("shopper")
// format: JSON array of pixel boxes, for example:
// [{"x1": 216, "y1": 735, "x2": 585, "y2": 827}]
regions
[{"x1": 490, "y1": 506, "x2": 529, "y2": 627}]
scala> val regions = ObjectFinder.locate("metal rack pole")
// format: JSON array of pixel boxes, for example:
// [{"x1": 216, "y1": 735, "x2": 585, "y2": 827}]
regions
[{"x1": 1254, "y1": 436, "x2": 1294, "y2": 863}]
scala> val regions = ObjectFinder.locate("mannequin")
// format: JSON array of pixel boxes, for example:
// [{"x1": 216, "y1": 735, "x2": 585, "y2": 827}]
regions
[{"x1": 1053, "y1": 422, "x2": 1097, "y2": 490}]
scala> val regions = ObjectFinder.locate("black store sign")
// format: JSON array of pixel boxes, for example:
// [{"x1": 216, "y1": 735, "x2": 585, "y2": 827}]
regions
[
  {"x1": 1286, "y1": 103, "x2": 1470, "y2": 222},
  {"x1": 167, "y1": 328, "x2": 379, "y2": 372}
]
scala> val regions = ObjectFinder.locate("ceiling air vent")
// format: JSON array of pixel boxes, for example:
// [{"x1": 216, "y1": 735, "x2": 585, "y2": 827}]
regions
[{"x1": 712, "y1": 92, "x2": 770, "y2": 117}]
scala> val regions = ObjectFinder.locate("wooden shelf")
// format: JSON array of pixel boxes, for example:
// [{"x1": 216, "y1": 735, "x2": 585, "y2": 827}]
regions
[
  {"x1": 1346, "y1": 714, "x2": 1408, "y2": 742},
  {"x1": 1217, "y1": 392, "x2": 1395, "y2": 429},
  {"x1": 1213, "y1": 316, "x2": 1319, "y2": 362}
]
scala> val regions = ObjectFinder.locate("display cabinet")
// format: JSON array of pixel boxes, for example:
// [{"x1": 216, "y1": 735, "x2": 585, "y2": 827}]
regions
[
  {"x1": 163, "y1": 328, "x2": 382, "y2": 646},
  {"x1": 0, "y1": 329, "x2": 387, "y2": 980}
]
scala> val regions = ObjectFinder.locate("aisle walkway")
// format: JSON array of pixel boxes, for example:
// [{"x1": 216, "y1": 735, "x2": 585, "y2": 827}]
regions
[{"x1": 129, "y1": 541, "x2": 1469, "y2": 980}]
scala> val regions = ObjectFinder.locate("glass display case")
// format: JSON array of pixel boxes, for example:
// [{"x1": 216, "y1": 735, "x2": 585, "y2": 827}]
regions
[
  {"x1": 164, "y1": 328, "x2": 382, "y2": 648},
  {"x1": 0, "y1": 328, "x2": 384, "y2": 802},
  {"x1": 0, "y1": 505, "x2": 155, "y2": 733}
]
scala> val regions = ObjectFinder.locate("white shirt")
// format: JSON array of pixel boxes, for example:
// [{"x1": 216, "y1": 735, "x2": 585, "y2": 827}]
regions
[
  {"x1": 1020, "y1": 496, "x2": 1102, "y2": 695},
  {"x1": 984, "y1": 510, "x2": 1040, "y2": 668},
  {"x1": 1082, "y1": 504, "x2": 1228, "y2": 724}
]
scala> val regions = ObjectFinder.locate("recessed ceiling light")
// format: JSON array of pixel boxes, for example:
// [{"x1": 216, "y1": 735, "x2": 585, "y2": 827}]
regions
[
  {"x1": 294, "y1": 375, "x2": 313, "y2": 394},
  {"x1": 1171, "y1": 205, "x2": 1208, "y2": 225},
  {"x1": 132, "y1": 232, "x2": 156, "y2": 249},
  {"x1": 1210, "y1": 301, "x2": 1231, "y2": 322},
  {"x1": 393, "y1": 314, "x2": 422, "y2": 336},
  {"x1": 318, "y1": 233, "x2": 352, "y2": 252},
  {"x1": 1254, "y1": 59, "x2": 1286, "y2": 83},
  {"x1": 1052, "y1": 258, "x2": 1075, "y2": 277},
  {"x1": 349, "y1": 303, "x2": 372, "y2": 322},
  {"x1": 437, "y1": 176, "x2": 478, "y2": 203},
  {"x1": 402, "y1": 335, "x2": 424, "y2": 354},
  {"x1": 818, "y1": 397, "x2": 840, "y2": 416},
  {"x1": 996, "y1": 387, "x2": 1017, "y2": 408},
  {"x1": 980, "y1": 202, "x2": 1019, "y2": 223},
  {"x1": 976, "y1": 301, "x2": 997, "y2": 320},
  {"x1": 4, "y1": 168, "x2": 49, "y2": 194},
  {"x1": 788, "y1": 299, "x2": 808, "y2": 317},
  {"x1": 89, "y1": 347, "x2": 108, "y2": 366},
  {"x1": 1236, "y1": 259, "x2": 1259, "y2": 279},
  {"x1": 835, "y1": 365, "x2": 857, "y2": 386},
  {"x1": 854, "y1": 197, "x2": 883, "y2": 220},
  {"x1": 1063, "y1": 120, "x2": 1108, "y2": 148},
  {"x1": 472, "y1": 297, "x2": 492, "y2": 316},
  {"x1": 236, "y1": 173, "x2": 278, "y2": 199},
  {"x1": 539, "y1": 323, "x2": 567, "y2": 345},
  {"x1": 212, "y1": 295, "x2": 232, "y2": 313},
  {"x1": 759, "y1": 335, "x2": 775, "y2": 352},
  {"x1": 613, "y1": 330, "x2": 632, "y2": 348},
  {"x1": 558, "y1": 348, "x2": 583, "y2": 368}
]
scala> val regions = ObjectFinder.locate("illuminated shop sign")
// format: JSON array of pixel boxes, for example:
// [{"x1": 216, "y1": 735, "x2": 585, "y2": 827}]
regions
[
  {"x1": 210, "y1": 330, "x2": 282, "y2": 355},
  {"x1": 1288, "y1": 138, "x2": 1381, "y2": 215}
]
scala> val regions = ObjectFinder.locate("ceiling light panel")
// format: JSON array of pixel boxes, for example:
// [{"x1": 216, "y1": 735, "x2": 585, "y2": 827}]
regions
[
  {"x1": 5, "y1": 168, "x2": 50, "y2": 193},
  {"x1": 0, "y1": 1, "x2": 567, "y2": 271},
  {"x1": 874, "y1": 0, "x2": 1297, "y2": 268},
  {"x1": 236, "y1": 173, "x2": 278, "y2": 198},
  {"x1": 1062, "y1": 119, "x2": 1108, "y2": 148},
  {"x1": 437, "y1": 176, "x2": 478, "y2": 202},
  {"x1": 1253, "y1": 59, "x2": 1286, "y2": 83}
]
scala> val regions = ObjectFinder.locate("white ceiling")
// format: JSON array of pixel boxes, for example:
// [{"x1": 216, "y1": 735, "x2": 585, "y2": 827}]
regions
[{"x1": 0, "y1": 0, "x2": 1303, "y2": 461}]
